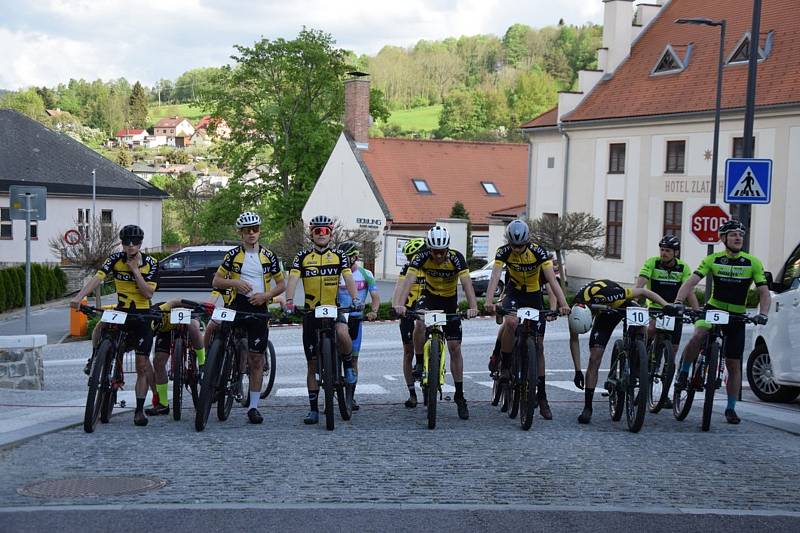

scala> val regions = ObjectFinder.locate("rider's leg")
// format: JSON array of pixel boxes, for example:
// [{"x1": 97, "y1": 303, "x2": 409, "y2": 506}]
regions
[
  {"x1": 412, "y1": 319, "x2": 425, "y2": 373},
  {"x1": 135, "y1": 353, "x2": 154, "y2": 419},
  {"x1": 723, "y1": 323, "x2": 746, "y2": 421},
  {"x1": 676, "y1": 327, "x2": 709, "y2": 387},
  {"x1": 303, "y1": 317, "x2": 319, "y2": 423},
  {"x1": 188, "y1": 319, "x2": 206, "y2": 366}
]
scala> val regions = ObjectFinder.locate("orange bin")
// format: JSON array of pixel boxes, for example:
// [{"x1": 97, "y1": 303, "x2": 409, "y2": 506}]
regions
[{"x1": 69, "y1": 298, "x2": 88, "y2": 337}]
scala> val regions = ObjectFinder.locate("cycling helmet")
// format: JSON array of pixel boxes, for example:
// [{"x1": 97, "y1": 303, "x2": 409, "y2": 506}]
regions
[
  {"x1": 425, "y1": 225, "x2": 450, "y2": 250},
  {"x1": 337, "y1": 241, "x2": 360, "y2": 257},
  {"x1": 119, "y1": 225, "x2": 144, "y2": 241},
  {"x1": 718, "y1": 218, "x2": 746, "y2": 237},
  {"x1": 402, "y1": 238, "x2": 426, "y2": 258},
  {"x1": 309, "y1": 214, "x2": 334, "y2": 229},
  {"x1": 505, "y1": 219, "x2": 530, "y2": 246},
  {"x1": 568, "y1": 304, "x2": 593, "y2": 334},
  {"x1": 658, "y1": 234, "x2": 680, "y2": 251},
  {"x1": 235, "y1": 211, "x2": 261, "y2": 229}
]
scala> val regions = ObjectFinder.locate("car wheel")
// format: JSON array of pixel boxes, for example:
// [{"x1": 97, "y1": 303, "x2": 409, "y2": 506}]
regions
[
  {"x1": 493, "y1": 281, "x2": 504, "y2": 298},
  {"x1": 747, "y1": 343, "x2": 800, "y2": 403}
]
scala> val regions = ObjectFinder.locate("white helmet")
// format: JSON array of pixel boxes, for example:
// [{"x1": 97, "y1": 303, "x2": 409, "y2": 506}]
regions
[
  {"x1": 568, "y1": 304, "x2": 593, "y2": 334},
  {"x1": 426, "y1": 225, "x2": 450, "y2": 250},
  {"x1": 236, "y1": 211, "x2": 261, "y2": 229},
  {"x1": 505, "y1": 219, "x2": 530, "y2": 245}
]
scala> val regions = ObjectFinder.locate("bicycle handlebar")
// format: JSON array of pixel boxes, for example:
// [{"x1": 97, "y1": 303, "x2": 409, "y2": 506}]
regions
[{"x1": 495, "y1": 307, "x2": 560, "y2": 319}]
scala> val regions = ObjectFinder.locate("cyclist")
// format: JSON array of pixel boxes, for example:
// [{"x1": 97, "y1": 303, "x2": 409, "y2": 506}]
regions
[
  {"x1": 146, "y1": 299, "x2": 207, "y2": 416},
  {"x1": 211, "y1": 212, "x2": 286, "y2": 424},
  {"x1": 392, "y1": 225, "x2": 479, "y2": 420},
  {"x1": 284, "y1": 215, "x2": 361, "y2": 425},
  {"x1": 484, "y1": 219, "x2": 570, "y2": 420},
  {"x1": 567, "y1": 279, "x2": 673, "y2": 424},
  {"x1": 672, "y1": 219, "x2": 770, "y2": 424},
  {"x1": 70, "y1": 225, "x2": 158, "y2": 427},
  {"x1": 393, "y1": 238, "x2": 427, "y2": 408},
  {"x1": 336, "y1": 241, "x2": 380, "y2": 411}
]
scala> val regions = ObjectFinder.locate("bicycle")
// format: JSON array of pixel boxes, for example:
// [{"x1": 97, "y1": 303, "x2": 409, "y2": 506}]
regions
[
  {"x1": 673, "y1": 309, "x2": 758, "y2": 431},
  {"x1": 195, "y1": 307, "x2": 275, "y2": 432},
  {"x1": 79, "y1": 305, "x2": 162, "y2": 433},
  {"x1": 303, "y1": 305, "x2": 360, "y2": 431},
  {"x1": 406, "y1": 309, "x2": 463, "y2": 430},
  {"x1": 593, "y1": 304, "x2": 650, "y2": 433},
  {"x1": 493, "y1": 307, "x2": 559, "y2": 431},
  {"x1": 646, "y1": 309, "x2": 679, "y2": 414}
]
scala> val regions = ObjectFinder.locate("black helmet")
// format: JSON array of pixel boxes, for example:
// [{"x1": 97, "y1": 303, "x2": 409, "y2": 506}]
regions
[
  {"x1": 658, "y1": 234, "x2": 680, "y2": 250},
  {"x1": 718, "y1": 218, "x2": 746, "y2": 237},
  {"x1": 309, "y1": 215, "x2": 334, "y2": 229},
  {"x1": 119, "y1": 225, "x2": 144, "y2": 242},
  {"x1": 337, "y1": 241, "x2": 360, "y2": 257}
]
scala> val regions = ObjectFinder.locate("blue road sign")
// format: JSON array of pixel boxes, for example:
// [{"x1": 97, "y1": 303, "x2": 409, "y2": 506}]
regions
[{"x1": 724, "y1": 158, "x2": 772, "y2": 204}]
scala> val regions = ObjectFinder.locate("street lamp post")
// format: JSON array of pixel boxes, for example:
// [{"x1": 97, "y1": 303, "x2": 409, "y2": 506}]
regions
[{"x1": 676, "y1": 17, "x2": 726, "y2": 300}]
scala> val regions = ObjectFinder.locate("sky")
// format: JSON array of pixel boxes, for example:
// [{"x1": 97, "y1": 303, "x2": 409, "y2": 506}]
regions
[{"x1": 0, "y1": 0, "x2": 603, "y2": 90}]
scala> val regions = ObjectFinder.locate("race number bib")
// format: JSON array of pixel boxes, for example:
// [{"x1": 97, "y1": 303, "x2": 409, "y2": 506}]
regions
[
  {"x1": 517, "y1": 307, "x2": 539, "y2": 322},
  {"x1": 424, "y1": 311, "x2": 447, "y2": 326},
  {"x1": 655, "y1": 315, "x2": 675, "y2": 331},
  {"x1": 211, "y1": 308, "x2": 236, "y2": 322},
  {"x1": 705, "y1": 310, "x2": 729, "y2": 325},
  {"x1": 314, "y1": 305, "x2": 337, "y2": 318},
  {"x1": 626, "y1": 307, "x2": 649, "y2": 326},
  {"x1": 101, "y1": 310, "x2": 127, "y2": 324},
  {"x1": 170, "y1": 308, "x2": 191, "y2": 324}
]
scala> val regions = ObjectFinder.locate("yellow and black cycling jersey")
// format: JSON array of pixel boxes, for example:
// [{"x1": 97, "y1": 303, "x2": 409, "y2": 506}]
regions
[
  {"x1": 96, "y1": 251, "x2": 158, "y2": 311},
  {"x1": 399, "y1": 263, "x2": 426, "y2": 308},
  {"x1": 215, "y1": 244, "x2": 284, "y2": 300},
  {"x1": 573, "y1": 279, "x2": 635, "y2": 309},
  {"x1": 494, "y1": 242, "x2": 552, "y2": 293},
  {"x1": 290, "y1": 247, "x2": 351, "y2": 309},
  {"x1": 408, "y1": 249, "x2": 468, "y2": 298}
]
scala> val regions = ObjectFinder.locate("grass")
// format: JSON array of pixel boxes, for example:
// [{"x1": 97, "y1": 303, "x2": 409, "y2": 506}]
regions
[
  {"x1": 378, "y1": 104, "x2": 442, "y2": 132},
  {"x1": 148, "y1": 103, "x2": 207, "y2": 124}
]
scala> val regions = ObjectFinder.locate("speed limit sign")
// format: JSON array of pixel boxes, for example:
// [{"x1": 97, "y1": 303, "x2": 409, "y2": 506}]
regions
[{"x1": 64, "y1": 229, "x2": 81, "y2": 245}]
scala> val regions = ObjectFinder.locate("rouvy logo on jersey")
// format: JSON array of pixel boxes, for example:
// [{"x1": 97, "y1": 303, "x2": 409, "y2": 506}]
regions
[{"x1": 304, "y1": 266, "x2": 340, "y2": 277}]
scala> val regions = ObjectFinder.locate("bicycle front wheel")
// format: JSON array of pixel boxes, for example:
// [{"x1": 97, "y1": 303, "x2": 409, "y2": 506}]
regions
[
  {"x1": 673, "y1": 355, "x2": 696, "y2": 421},
  {"x1": 260, "y1": 340, "x2": 277, "y2": 400},
  {"x1": 520, "y1": 336, "x2": 539, "y2": 431},
  {"x1": 701, "y1": 342, "x2": 721, "y2": 432},
  {"x1": 648, "y1": 338, "x2": 675, "y2": 413},
  {"x1": 84, "y1": 339, "x2": 112, "y2": 433},
  {"x1": 336, "y1": 358, "x2": 352, "y2": 422},
  {"x1": 172, "y1": 336, "x2": 185, "y2": 421},
  {"x1": 608, "y1": 340, "x2": 625, "y2": 421},
  {"x1": 320, "y1": 336, "x2": 336, "y2": 431},
  {"x1": 625, "y1": 340, "x2": 649, "y2": 433},
  {"x1": 426, "y1": 338, "x2": 442, "y2": 430},
  {"x1": 217, "y1": 343, "x2": 238, "y2": 421},
  {"x1": 195, "y1": 337, "x2": 223, "y2": 432}
]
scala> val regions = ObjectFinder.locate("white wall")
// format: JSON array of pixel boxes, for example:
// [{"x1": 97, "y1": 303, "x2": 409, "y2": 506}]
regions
[{"x1": 528, "y1": 132, "x2": 564, "y2": 217}]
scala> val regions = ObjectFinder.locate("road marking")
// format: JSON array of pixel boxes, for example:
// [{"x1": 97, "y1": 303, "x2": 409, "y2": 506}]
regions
[
  {"x1": 547, "y1": 380, "x2": 583, "y2": 393},
  {"x1": 383, "y1": 375, "x2": 397, "y2": 381},
  {"x1": 275, "y1": 384, "x2": 389, "y2": 397}
]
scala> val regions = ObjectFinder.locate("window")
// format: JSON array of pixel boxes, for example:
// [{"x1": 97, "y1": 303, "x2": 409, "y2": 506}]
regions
[
  {"x1": 651, "y1": 45, "x2": 686, "y2": 75},
  {"x1": 663, "y1": 201, "x2": 682, "y2": 241},
  {"x1": 77, "y1": 208, "x2": 91, "y2": 239},
  {"x1": 732, "y1": 136, "x2": 756, "y2": 158},
  {"x1": 101, "y1": 209, "x2": 113, "y2": 240},
  {"x1": 665, "y1": 140, "x2": 685, "y2": 173},
  {"x1": 780, "y1": 244, "x2": 800, "y2": 291},
  {"x1": 412, "y1": 179, "x2": 431, "y2": 193},
  {"x1": 543, "y1": 213, "x2": 559, "y2": 224},
  {"x1": 481, "y1": 182, "x2": 500, "y2": 195},
  {"x1": 728, "y1": 34, "x2": 766, "y2": 64},
  {"x1": 1, "y1": 207, "x2": 11, "y2": 239},
  {"x1": 162, "y1": 255, "x2": 185, "y2": 270},
  {"x1": 608, "y1": 143, "x2": 626, "y2": 174},
  {"x1": 605, "y1": 200, "x2": 623, "y2": 259},
  {"x1": 547, "y1": 157, "x2": 555, "y2": 169}
]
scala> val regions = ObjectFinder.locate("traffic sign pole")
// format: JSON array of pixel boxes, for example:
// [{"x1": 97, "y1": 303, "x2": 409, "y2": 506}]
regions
[{"x1": 25, "y1": 194, "x2": 31, "y2": 334}]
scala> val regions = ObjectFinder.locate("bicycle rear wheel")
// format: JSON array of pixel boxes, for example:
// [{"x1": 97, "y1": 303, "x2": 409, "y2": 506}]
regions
[
  {"x1": 520, "y1": 336, "x2": 539, "y2": 431},
  {"x1": 320, "y1": 336, "x2": 335, "y2": 431},
  {"x1": 608, "y1": 340, "x2": 625, "y2": 421},
  {"x1": 648, "y1": 338, "x2": 675, "y2": 413},
  {"x1": 217, "y1": 343, "x2": 238, "y2": 421},
  {"x1": 84, "y1": 340, "x2": 112, "y2": 433},
  {"x1": 336, "y1": 358, "x2": 353, "y2": 422},
  {"x1": 701, "y1": 342, "x2": 721, "y2": 432},
  {"x1": 195, "y1": 336, "x2": 223, "y2": 432},
  {"x1": 673, "y1": 355, "x2": 696, "y2": 421},
  {"x1": 625, "y1": 340, "x2": 649, "y2": 433},
  {"x1": 260, "y1": 340, "x2": 277, "y2": 400},
  {"x1": 172, "y1": 337, "x2": 185, "y2": 421},
  {"x1": 100, "y1": 388, "x2": 117, "y2": 424},
  {"x1": 426, "y1": 338, "x2": 442, "y2": 430},
  {"x1": 491, "y1": 377, "x2": 502, "y2": 406}
]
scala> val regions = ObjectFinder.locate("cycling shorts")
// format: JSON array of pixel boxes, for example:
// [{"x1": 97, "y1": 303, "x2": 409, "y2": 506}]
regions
[
  {"x1": 649, "y1": 315, "x2": 684, "y2": 346},
  {"x1": 399, "y1": 315, "x2": 415, "y2": 345},
  {"x1": 302, "y1": 310, "x2": 346, "y2": 361},
  {"x1": 695, "y1": 307, "x2": 746, "y2": 360},
  {"x1": 501, "y1": 288, "x2": 546, "y2": 337},
  {"x1": 416, "y1": 292, "x2": 462, "y2": 342},
  {"x1": 154, "y1": 330, "x2": 172, "y2": 354},
  {"x1": 230, "y1": 295, "x2": 270, "y2": 354},
  {"x1": 116, "y1": 307, "x2": 155, "y2": 355},
  {"x1": 347, "y1": 316, "x2": 364, "y2": 354}
]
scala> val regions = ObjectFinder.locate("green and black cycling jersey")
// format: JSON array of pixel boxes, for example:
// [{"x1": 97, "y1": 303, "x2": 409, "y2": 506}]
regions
[
  {"x1": 638, "y1": 256, "x2": 691, "y2": 309},
  {"x1": 695, "y1": 251, "x2": 767, "y2": 313}
]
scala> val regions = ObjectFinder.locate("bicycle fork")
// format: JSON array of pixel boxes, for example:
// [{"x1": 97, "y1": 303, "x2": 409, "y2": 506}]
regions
[{"x1": 423, "y1": 337, "x2": 446, "y2": 397}]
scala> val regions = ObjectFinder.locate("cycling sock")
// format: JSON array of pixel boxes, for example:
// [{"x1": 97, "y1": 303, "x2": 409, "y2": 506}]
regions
[
  {"x1": 156, "y1": 383, "x2": 168, "y2": 406},
  {"x1": 309, "y1": 390, "x2": 319, "y2": 412},
  {"x1": 249, "y1": 390, "x2": 260, "y2": 410},
  {"x1": 407, "y1": 384, "x2": 416, "y2": 397},
  {"x1": 727, "y1": 395, "x2": 737, "y2": 411},
  {"x1": 415, "y1": 354, "x2": 423, "y2": 366},
  {"x1": 455, "y1": 381, "x2": 464, "y2": 399},
  {"x1": 342, "y1": 352, "x2": 353, "y2": 368},
  {"x1": 136, "y1": 397, "x2": 145, "y2": 412},
  {"x1": 681, "y1": 361, "x2": 692, "y2": 374},
  {"x1": 537, "y1": 376, "x2": 547, "y2": 400},
  {"x1": 195, "y1": 347, "x2": 206, "y2": 366},
  {"x1": 584, "y1": 388, "x2": 595, "y2": 410}
]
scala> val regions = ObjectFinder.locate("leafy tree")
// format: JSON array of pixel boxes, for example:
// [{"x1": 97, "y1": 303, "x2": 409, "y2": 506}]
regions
[
  {"x1": 151, "y1": 172, "x2": 205, "y2": 243},
  {"x1": 116, "y1": 148, "x2": 132, "y2": 167},
  {"x1": 502, "y1": 24, "x2": 534, "y2": 68},
  {"x1": 0, "y1": 89, "x2": 47, "y2": 120},
  {"x1": 369, "y1": 88, "x2": 391, "y2": 124},
  {"x1": 128, "y1": 81, "x2": 149, "y2": 128},
  {"x1": 507, "y1": 69, "x2": 558, "y2": 127},
  {"x1": 174, "y1": 68, "x2": 222, "y2": 102},
  {"x1": 36, "y1": 86, "x2": 58, "y2": 109},
  {"x1": 450, "y1": 201, "x2": 473, "y2": 258},
  {"x1": 528, "y1": 212, "x2": 605, "y2": 293}
]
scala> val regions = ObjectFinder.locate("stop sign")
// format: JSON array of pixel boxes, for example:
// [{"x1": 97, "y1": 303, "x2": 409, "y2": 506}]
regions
[{"x1": 691, "y1": 204, "x2": 730, "y2": 243}]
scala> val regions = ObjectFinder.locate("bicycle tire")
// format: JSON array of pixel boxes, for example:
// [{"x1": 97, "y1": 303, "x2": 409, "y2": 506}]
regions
[
  {"x1": 508, "y1": 338, "x2": 522, "y2": 419},
  {"x1": 427, "y1": 338, "x2": 441, "y2": 430},
  {"x1": 649, "y1": 338, "x2": 675, "y2": 413},
  {"x1": 188, "y1": 351, "x2": 199, "y2": 409},
  {"x1": 260, "y1": 340, "x2": 277, "y2": 400},
  {"x1": 195, "y1": 336, "x2": 223, "y2": 432},
  {"x1": 608, "y1": 340, "x2": 625, "y2": 421},
  {"x1": 101, "y1": 388, "x2": 116, "y2": 424},
  {"x1": 336, "y1": 357, "x2": 352, "y2": 422},
  {"x1": 321, "y1": 336, "x2": 335, "y2": 430},
  {"x1": 84, "y1": 339, "x2": 112, "y2": 433},
  {"x1": 520, "y1": 336, "x2": 539, "y2": 431},
  {"x1": 701, "y1": 341, "x2": 721, "y2": 432},
  {"x1": 172, "y1": 336, "x2": 185, "y2": 421},
  {"x1": 217, "y1": 342, "x2": 238, "y2": 421},
  {"x1": 625, "y1": 340, "x2": 649, "y2": 433},
  {"x1": 491, "y1": 377, "x2": 502, "y2": 406},
  {"x1": 673, "y1": 355, "x2": 695, "y2": 421}
]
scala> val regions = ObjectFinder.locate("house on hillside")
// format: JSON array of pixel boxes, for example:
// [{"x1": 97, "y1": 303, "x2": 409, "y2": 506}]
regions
[
  {"x1": 0, "y1": 109, "x2": 168, "y2": 264},
  {"x1": 195, "y1": 116, "x2": 231, "y2": 139},
  {"x1": 153, "y1": 116, "x2": 195, "y2": 148},
  {"x1": 522, "y1": 0, "x2": 800, "y2": 285},
  {"x1": 303, "y1": 77, "x2": 529, "y2": 279},
  {"x1": 115, "y1": 128, "x2": 147, "y2": 147}
]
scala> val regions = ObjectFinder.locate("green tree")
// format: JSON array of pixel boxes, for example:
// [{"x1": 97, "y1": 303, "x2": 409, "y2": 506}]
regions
[
  {"x1": 507, "y1": 69, "x2": 558, "y2": 127},
  {"x1": 502, "y1": 24, "x2": 534, "y2": 68},
  {"x1": 128, "y1": 81, "x2": 149, "y2": 128},
  {"x1": 0, "y1": 89, "x2": 47, "y2": 120},
  {"x1": 116, "y1": 148, "x2": 132, "y2": 167},
  {"x1": 36, "y1": 86, "x2": 58, "y2": 109},
  {"x1": 450, "y1": 201, "x2": 473, "y2": 258},
  {"x1": 151, "y1": 172, "x2": 205, "y2": 243}
]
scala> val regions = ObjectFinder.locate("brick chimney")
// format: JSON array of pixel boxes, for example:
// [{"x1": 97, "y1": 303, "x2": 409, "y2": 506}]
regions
[{"x1": 344, "y1": 75, "x2": 370, "y2": 148}]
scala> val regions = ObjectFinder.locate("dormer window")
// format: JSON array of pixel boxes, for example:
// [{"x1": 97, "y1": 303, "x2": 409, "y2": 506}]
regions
[
  {"x1": 412, "y1": 178, "x2": 431, "y2": 193},
  {"x1": 727, "y1": 32, "x2": 771, "y2": 64},
  {"x1": 651, "y1": 44, "x2": 690, "y2": 76},
  {"x1": 481, "y1": 181, "x2": 500, "y2": 195}
]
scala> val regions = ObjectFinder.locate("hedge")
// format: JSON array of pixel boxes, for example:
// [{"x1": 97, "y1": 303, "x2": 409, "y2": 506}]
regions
[{"x1": 0, "y1": 264, "x2": 68, "y2": 312}]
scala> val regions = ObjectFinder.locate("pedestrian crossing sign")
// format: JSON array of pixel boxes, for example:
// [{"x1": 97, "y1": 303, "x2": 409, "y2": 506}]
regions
[{"x1": 724, "y1": 158, "x2": 772, "y2": 205}]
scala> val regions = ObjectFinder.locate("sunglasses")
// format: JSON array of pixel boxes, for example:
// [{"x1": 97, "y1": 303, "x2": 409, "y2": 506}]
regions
[
  {"x1": 121, "y1": 238, "x2": 142, "y2": 246},
  {"x1": 241, "y1": 226, "x2": 260, "y2": 234},
  {"x1": 311, "y1": 226, "x2": 332, "y2": 236}
]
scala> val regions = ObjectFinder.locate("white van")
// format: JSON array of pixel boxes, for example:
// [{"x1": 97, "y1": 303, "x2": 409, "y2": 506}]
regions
[{"x1": 746, "y1": 242, "x2": 800, "y2": 402}]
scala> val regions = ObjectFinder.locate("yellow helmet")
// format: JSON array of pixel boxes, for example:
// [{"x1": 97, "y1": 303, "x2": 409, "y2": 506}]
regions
[{"x1": 402, "y1": 238, "x2": 426, "y2": 258}]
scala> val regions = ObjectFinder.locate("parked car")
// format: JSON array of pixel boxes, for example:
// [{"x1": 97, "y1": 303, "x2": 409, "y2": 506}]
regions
[
  {"x1": 746, "y1": 241, "x2": 800, "y2": 403},
  {"x1": 156, "y1": 245, "x2": 233, "y2": 289},
  {"x1": 469, "y1": 254, "x2": 562, "y2": 298}
]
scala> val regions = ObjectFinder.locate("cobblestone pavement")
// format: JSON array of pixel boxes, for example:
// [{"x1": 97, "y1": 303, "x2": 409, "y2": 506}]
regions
[{"x1": 1, "y1": 319, "x2": 798, "y2": 513}]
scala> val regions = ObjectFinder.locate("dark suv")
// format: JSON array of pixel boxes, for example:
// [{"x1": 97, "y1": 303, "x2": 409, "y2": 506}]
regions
[{"x1": 156, "y1": 245, "x2": 232, "y2": 289}]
